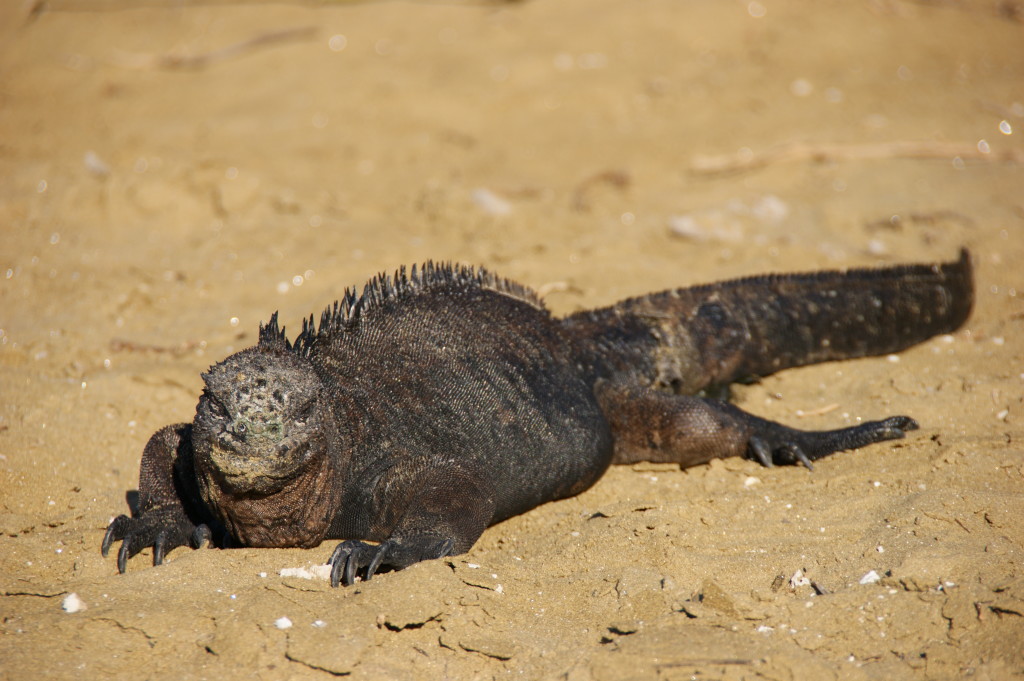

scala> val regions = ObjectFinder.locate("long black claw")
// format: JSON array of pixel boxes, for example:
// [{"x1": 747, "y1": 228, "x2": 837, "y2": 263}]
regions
[
  {"x1": 748, "y1": 437, "x2": 774, "y2": 468},
  {"x1": 153, "y1": 530, "x2": 168, "y2": 566},
  {"x1": 329, "y1": 558, "x2": 342, "y2": 589},
  {"x1": 344, "y1": 551, "x2": 358, "y2": 586},
  {"x1": 117, "y1": 541, "x2": 130, "y2": 574},
  {"x1": 365, "y1": 542, "x2": 391, "y2": 581},
  {"x1": 789, "y1": 444, "x2": 814, "y2": 471},
  {"x1": 101, "y1": 515, "x2": 129, "y2": 557}
]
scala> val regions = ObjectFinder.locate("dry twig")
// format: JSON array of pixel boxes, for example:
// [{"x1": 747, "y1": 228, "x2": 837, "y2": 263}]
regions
[
  {"x1": 110, "y1": 338, "x2": 202, "y2": 356},
  {"x1": 112, "y1": 25, "x2": 317, "y2": 71},
  {"x1": 690, "y1": 140, "x2": 1024, "y2": 176},
  {"x1": 571, "y1": 169, "x2": 630, "y2": 212},
  {"x1": 794, "y1": 403, "x2": 840, "y2": 418}
]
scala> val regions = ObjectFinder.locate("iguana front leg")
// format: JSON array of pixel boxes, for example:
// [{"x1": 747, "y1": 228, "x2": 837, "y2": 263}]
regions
[
  {"x1": 327, "y1": 464, "x2": 496, "y2": 587},
  {"x1": 597, "y1": 382, "x2": 918, "y2": 469},
  {"x1": 102, "y1": 424, "x2": 213, "y2": 572}
]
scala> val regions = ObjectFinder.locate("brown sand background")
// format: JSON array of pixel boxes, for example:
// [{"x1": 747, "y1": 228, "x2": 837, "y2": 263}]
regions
[{"x1": 1, "y1": 1, "x2": 1023, "y2": 679}]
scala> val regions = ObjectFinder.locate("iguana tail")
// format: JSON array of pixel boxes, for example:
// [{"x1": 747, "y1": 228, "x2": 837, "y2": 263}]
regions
[{"x1": 563, "y1": 249, "x2": 974, "y2": 394}]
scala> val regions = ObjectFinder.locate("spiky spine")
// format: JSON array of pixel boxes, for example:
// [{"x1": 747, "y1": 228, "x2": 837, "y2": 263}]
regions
[{"x1": 277, "y1": 261, "x2": 545, "y2": 359}]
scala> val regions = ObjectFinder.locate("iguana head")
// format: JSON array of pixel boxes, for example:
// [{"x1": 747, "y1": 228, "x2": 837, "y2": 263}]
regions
[{"x1": 192, "y1": 347, "x2": 329, "y2": 497}]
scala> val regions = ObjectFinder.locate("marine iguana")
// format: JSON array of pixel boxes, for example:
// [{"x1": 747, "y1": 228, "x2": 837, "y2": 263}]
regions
[{"x1": 103, "y1": 251, "x2": 973, "y2": 586}]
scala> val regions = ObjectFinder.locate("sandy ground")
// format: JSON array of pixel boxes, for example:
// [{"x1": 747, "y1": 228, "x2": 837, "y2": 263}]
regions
[{"x1": 1, "y1": 1, "x2": 1023, "y2": 679}]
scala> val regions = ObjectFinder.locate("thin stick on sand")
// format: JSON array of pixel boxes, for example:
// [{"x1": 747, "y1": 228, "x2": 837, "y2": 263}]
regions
[
  {"x1": 111, "y1": 25, "x2": 318, "y2": 71},
  {"x1": 690, "y1": 140, "x2": 1024, "y2": 175}
]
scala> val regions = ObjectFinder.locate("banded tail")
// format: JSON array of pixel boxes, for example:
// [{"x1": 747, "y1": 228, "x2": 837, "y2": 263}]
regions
[{"x1": 564, "y1": 249, "x2": 974, "y2": 394}]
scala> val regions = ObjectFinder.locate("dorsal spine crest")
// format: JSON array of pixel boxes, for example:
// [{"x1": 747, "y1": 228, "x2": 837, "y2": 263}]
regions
[
  {"x1": 258, "y1": 312, "x2": 292, "y2": 352},
  {"x1": 283, "y1": 261, "x2": 545, "y2": 358}
]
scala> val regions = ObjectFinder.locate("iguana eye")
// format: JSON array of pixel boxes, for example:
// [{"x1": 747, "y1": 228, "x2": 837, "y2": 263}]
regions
[{"x1": 293, "y1": 400, "x2": 316, "y2": 425}]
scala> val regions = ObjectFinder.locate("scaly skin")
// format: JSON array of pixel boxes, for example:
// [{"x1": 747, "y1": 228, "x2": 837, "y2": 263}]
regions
[{"x1": 103, "y1": 253, "x2": 974, "y2": 585}]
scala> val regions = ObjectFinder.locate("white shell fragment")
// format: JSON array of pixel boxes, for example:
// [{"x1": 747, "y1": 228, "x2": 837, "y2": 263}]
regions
[
  {"x1": 789, "y1": 569, "x2": 811, "y2": 589},
  {"x1": 275, "y1": 616, "x2": 293, "y2": 630},
  {"x1": 279, "y1": 564, "x2": 332, "y2": 581},
  {"x1": 62, "y1": 592, "x2": 86, "y2": 613},
  {"x1": 859, "y1": 570, "x2": 882, "y2": 585},
  {"x1": 471, "y1": 188, "x2": 512, "y2": 216}
]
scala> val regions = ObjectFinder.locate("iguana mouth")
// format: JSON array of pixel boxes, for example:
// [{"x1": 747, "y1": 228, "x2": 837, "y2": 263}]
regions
[{"x1": 209, "y1": 439, "x2": 311, "y2": 494}]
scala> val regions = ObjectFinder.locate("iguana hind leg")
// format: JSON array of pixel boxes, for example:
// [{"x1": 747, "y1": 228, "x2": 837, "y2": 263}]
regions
[{"x1": 597, "y1": 381, "x2": 917, "y2": 469}]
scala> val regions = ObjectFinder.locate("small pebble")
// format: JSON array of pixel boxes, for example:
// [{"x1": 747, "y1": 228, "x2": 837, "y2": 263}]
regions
[
  {"x1": 275, "y1": 616, "x2": 293, "y2": 630},
  {"x1": 667, "y1": 215, "x2": 706, "y2": 241},
  {"x1": 471, "y1": 188, "x2": 512, "y2": 216},
  {"x1": 83, "y1": 151, "x2": 111, "y2": 177},
  {"x1": 790, "y1": 78, "x2": 813, "y2": 97}
]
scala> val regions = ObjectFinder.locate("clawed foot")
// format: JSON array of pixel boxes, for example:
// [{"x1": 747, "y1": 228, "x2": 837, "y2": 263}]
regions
[
  {"x1": 101, "y1": 511, "x2": 210, "y2": 573},
  {"x1": 747, "y1": 415, "x2": 919, "y2": 471},
  {"x1": 327, "y1": 536, "x2": 456, "y2": 587}
]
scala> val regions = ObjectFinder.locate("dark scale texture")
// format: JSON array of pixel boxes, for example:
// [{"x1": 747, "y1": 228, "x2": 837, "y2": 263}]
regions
[{"x1": 103, "y1": 252, "x2": 974, "y2": 585}]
